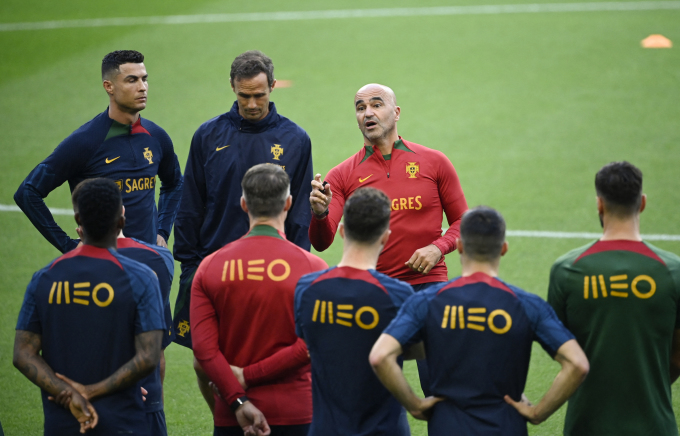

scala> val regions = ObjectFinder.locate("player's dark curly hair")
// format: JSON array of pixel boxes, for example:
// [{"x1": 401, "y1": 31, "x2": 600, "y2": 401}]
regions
[
  {"x1": 230, "y1": 50, "x2": 275, "y2": 88},
  {"x1": 72, "y1": 178, "x2": 123, "y2": 242},
  {"x1": 460, "y1": 206, "x2": 506, "y2": 262},
  {"x1": 595, "y1": 161, "x2": 643, "y2": 216},
  {"x1": 343, "y1": 188, "x2": 391, "y2": 244},
  {"x1": 102, "y1": 50, "x2": 144, "y2": 80},
  {"x1": 242, "y1": 164, "x2": 289, "y2": 218}
]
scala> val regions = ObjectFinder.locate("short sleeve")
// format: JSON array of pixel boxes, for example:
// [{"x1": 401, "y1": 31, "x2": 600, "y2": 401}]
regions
[
  {"x1": 518, "y1": 291, "x2": 575, "y2": 357},
  {"x1": 383, "y1": 291, "x2": 430, "y2": 346},
  {"x1": 129, "y1": 265, "x2": 166, "y2": 334},
  {"x1": 16, "y1": 272, "x2": 44, "y2": 334},
  {"x1": 547, "y1": 261, "x2": 568, "y2": 326}
]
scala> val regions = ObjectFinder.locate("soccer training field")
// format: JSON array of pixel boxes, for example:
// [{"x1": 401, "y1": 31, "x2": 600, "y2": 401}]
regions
[{"x1": 1, "y1": 0, "x2": 679, "y2": 434}]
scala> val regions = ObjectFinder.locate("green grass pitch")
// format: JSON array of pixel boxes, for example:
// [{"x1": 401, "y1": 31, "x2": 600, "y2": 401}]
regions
[{"x1": 1, "y1": 0, "x2": 680, "y2": 434}]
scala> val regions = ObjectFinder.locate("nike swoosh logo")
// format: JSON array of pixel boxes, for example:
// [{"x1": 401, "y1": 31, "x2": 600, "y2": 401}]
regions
[
  {"x1": 105, "y1": 156, "x2": 120, "y2": 164},
  {"x1": 359, "y1": 174, "x2": 374, "y2": 183},
  {"x1": 216, "y1": 145, "x2": 230, "y2": 151}
]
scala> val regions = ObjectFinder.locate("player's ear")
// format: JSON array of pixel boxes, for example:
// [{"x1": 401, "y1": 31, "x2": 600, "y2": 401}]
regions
[
  {"x1": 121, "y1": 205, "x2": 126, "y2": 218},
  {"x1": 240, "y1": 196, "x2": 248, "y2": 213},
  {"x1": 639, "y1": 194, "x2": 647, "y2": 213},
  {"x1": 230, "y1": 79, "x2": 236, "y2": 93},
  {"x1": 338, "y1": 223, "x2": 345, "y2": 240},
  {"x1": 379, "y1": 228, "x2": 391, "y2": 247},
  {"x1": 283, "y1": 195, "x2": 292, "y2": 212},
  {"x1": 500, "y1": 241, "x2": 509, "y2": 257},
  {"x1": 596, "y1": 196, "x2": 604, "y2": 215},
  {"x1": 270, "y1": 79, "x2": 276, "y2": 92},
  {"x1": 103, "y1": 79, "x2": 114, "y2": 96},
  {"x1": 74, "y1": 212, "x2": 82, "y2": 227},
  {"x1": 456, "y1": 238, "x2": 464, "y2": 254},
  {"x1": 394, "y1": 105, "x2": 401, "y2": 122}
]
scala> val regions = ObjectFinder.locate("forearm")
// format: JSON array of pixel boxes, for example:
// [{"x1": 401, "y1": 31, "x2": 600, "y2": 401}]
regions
[
  {"x1": 309, "y1": 214, "x2": 336, "y2": 252},
  {"x1": 14, "y1": 351, "x2": 72, "y2": 396},
  {"x1": 243, "y1": 338, "x2": 310, "y2": 387},
  {"x1": 372, "y1": 355, "x2": 422, "y2": 412},
  {"x1": 85, "y1": 351, "x2": 157, "y2": 400},
  {"x1": 157, "y1": 175, "x2": 183, "y2": 240},
  {"x1": 15, "y1": 183, "x2": 75, "y2": 253},
  {"x1": 196, "y1": 352, "x2": 245, "y2": 404}
]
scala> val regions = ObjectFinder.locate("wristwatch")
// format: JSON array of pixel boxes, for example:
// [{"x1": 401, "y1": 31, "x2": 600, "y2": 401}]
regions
[
  {"x1": 230, "y1": 396, "x2": 249, "y2": 412},
  {"x1": 313, "y1": 208, "x2": 329, "y2": 219}
]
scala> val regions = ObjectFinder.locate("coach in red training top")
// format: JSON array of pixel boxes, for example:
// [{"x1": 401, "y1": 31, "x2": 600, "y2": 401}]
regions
[
  {"x1": 309, "y1": 83, "x2": 468, "y2": 397},
  {"x1": 310, "y1": 83, "x2": 468, "y2": 287},
  {"x1": 191, "y1": 164, "x2": 327, "y2": 436}
]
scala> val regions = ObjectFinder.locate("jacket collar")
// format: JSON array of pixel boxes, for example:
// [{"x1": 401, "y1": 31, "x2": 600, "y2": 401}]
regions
[{"x1": 227, "y1": 101, "x2": 279, "y2": 133}]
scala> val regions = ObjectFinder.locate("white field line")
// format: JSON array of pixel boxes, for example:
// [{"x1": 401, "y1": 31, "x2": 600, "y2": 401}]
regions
[
  {"x1": 1, "y1": 1, "x2": 679, "y2": 32},
  {"x1": 2, "y1": 203, "x2": 679, "y2": 241}
]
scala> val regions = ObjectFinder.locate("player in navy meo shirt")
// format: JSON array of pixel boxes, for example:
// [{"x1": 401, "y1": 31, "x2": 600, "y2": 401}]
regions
[
  {"x1": 15, "y1": 50, "x2": 183, "y2": 254},
  {"x1": 14, "y1": 178, "x2": 165, "y2": 435},
  {"x1": 295, "y1": 188, "x2": 421, "y2": 436},
  {"x1": 64, "y1": 179, "x2": 175, "y2": 435},
  {"x1": 370, "y1": 206, "x2": 590, "y2": 435}
]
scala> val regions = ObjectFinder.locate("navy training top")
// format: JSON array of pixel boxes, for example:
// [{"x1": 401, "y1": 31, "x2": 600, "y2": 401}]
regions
[
  {"x1": 117, "y1": 237, "x2": 175, "y2": 413},
  {"x1": 295, "y1": 266, "x2": 414, "y2": 436},
  {"x1": 384, "y1": 272, "x2": 574, "y2": 436},
  {"x1": 173, "y1": 101, "x2": 313, "y2": 270},
  {"x1": 16, "y1": 245, "x2": 165, "y2": 436},
  {"x1": 14, "y1": 108, "x2": 183, "y2": 253}
]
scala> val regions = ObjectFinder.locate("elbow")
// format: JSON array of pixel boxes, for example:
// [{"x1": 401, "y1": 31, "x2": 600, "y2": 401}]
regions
[
  {"x1": 573, "y1": 356, "x2": 590, "y2": 383},
  {"x1": 368, "y1": 347, "x2": 389, "y2": 370},
  {"x1": 139, "y1": 349, "x2": 161, "y2": 377}
]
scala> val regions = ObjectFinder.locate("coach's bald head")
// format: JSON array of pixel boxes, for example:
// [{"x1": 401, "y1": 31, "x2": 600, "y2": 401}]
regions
[{"x1": 354, "y1": 83, "x2": 401, "y2": 148}]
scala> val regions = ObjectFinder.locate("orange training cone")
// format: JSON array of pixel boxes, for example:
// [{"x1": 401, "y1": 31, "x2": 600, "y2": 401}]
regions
[{"x1": 641, "y1": 34, "x2": 672, "y2": 48}]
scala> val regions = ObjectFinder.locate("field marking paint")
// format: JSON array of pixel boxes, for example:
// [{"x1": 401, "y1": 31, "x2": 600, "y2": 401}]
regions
[
  {"x1": 2, "y1": 203, "x2": 679, "y2": 241},
  {"x1": 2, "y1": 2, "x2": 680, "y2": 32}
]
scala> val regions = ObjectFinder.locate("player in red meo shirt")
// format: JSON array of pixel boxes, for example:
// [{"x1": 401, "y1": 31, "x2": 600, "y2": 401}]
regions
[
  {"x1": 309, "y1": 83, "x2": 468, "y2": 394},
  {"x1": 191, "y1": 164, "x2": 327, "y2": 436}
]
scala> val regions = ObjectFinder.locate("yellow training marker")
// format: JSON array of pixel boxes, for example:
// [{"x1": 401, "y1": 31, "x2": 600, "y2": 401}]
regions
[{"x1": 641, "y1": 34, "x2": 672, "y2": 48}]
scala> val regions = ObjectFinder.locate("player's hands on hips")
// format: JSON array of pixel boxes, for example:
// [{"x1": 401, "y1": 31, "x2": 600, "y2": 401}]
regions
[
  {"x1": 405, "y1": 244, "x2": 442, "y2": 274},
  {"x1": 504, "y1": 393, "x2": 542, "y2": 425},
  {"x1": 230, "y1": 365, "x2": 249, "y2": 390},
  {"x1": 156, "y1": 234, "x2": 168, "y2": 248},
  {"x1": 408, "y1": 396, "x2": 444, "y2": 421},
  {"x1": 235, "y1": 401, "x2": 271, "y2": 436},
  {"x1": 68, "y1": 391, "x2": 98, "y2": 433},
  {"x1": 310, "y1": 174, "x2": 332, "y2": 216}
]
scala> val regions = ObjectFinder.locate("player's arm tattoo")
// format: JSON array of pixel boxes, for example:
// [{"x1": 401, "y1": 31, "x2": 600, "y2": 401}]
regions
[
  {"x1": 85, "y1": 330, "x2": 162, "y2": 400},
  {"x1": 13, "y1": 330, "x2": 73, "y2": 396}
]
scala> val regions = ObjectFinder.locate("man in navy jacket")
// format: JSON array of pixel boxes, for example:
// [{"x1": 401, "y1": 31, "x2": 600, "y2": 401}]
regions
[
  {"x1": 14, "y1": 50, "x2": 183, "y2": 253},
  {"x1": 172, "y1": 50, "x2": 314, "y2": 411}
]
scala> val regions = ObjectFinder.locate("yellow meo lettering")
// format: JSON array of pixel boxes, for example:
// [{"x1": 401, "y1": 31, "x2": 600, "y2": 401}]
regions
[
  {"x1": 583, "y1": 274, "x2": 656, "y2": 300},
  {"x1": 48, "y1": 281, "x2": 114, "y2": 307},
  {"x1": 124, "y1": 176, "x2": 156, "y2": 193},
  {"x1": 441, "y1": 305, "x2": 512, "y2": 334},
  {"x1": 391, "y1": 196, "x2": 422, "y2": 211},
  {"x1": 311, "y1": 300, "x2": 380, "y2": 330},
  {"x1": 221, "y1": 258, "x2": 291, "y2": 282}
]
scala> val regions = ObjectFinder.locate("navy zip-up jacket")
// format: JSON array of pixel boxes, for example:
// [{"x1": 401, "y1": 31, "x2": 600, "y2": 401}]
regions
[
  {"x1": 173, "y1": 101, "x2": 312, "y2": 269},
  {"x1": 15, "y1": 108, "x2": 183, "y2": 253}
]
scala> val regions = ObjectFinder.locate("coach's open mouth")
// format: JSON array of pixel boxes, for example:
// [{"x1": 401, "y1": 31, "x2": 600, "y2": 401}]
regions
[{"x1": 365, "y1": 120, "x2": 377, "y2": 128}]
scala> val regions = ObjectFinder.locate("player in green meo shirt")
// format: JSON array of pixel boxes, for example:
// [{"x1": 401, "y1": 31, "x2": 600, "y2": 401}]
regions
[{"x1": 548, "y1": 161, "x2": 680, "y2": 436}]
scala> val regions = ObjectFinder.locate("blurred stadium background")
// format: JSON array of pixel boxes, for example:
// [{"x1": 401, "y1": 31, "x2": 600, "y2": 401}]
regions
[{"x1": 1, "y1": 0, "x2": 679, "y2": 434}]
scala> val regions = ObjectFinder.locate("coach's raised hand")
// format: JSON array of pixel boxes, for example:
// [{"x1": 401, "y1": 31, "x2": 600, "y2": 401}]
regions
[{"x1": 310, "y1": 174, "x2": 332, "y2": 216}]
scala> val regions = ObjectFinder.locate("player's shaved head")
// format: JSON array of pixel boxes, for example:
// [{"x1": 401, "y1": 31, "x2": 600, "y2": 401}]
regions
[
  {"x1": 72, "y1": 178, "x2": 123, "y2": 242},
  {"x1": 343, "y1": 188, "x2": 391, "y2": 244},
  {"x1": 242, "y1": 164, "x2": 290, "y2": 218},
  {"x1": 460, "y1": 206, "x2": 506, "y2": 262},
  {"x1": 102, "y1": 50, "x2": 144, "y2": 81},
  {"x1": 354, "y1": 83, "x2": 397, "y2": 107},
  {"x1": 595, "y1": 161, "x2": 643, "y2": 217}
]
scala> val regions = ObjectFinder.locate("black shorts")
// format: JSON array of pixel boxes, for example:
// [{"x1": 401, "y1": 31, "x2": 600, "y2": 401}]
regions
[{"x1": 171, "y1": 265, "x2": 197, "y2": 349}]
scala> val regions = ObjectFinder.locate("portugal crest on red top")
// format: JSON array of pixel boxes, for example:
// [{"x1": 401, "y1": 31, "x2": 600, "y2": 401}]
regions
[{"x1": 406, "y1": 162, "x2": 420, "y2": 179}]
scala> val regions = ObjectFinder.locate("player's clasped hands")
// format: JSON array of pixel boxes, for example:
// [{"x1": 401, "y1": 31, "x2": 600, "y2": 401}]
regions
[{"x1": 310, "y1": 174, "x2": 332, "y2": 215}]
